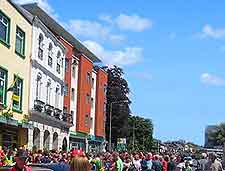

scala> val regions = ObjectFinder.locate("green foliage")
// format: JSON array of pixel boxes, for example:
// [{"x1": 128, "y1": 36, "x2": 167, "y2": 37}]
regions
[
  {"x1": 103, "y1": 65, "x2": 131, "y2": 146},
  {"x1": 208, "y1": 123, "x2": 225, "y2": 145},
  {"x1": 1, "y1": 108, "x2": 13, "y2": 119},
  {"x1": 21, "y1": 114, "x2": 29, "y2": 124},
  {"x1": 127, "y1": 115, "x2": 154, "y2": 151}
]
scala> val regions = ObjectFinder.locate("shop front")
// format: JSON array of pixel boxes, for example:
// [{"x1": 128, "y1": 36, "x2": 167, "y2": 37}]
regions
[
  {"x1": 69, "y1": 131, "x2": 87, "y2": 152},
  {"x1": 88, "y1": 135, "x2": 105, "y2": 153},
  {"x1": 0, "y1": 117, "x2": 32, "y2": 149}
]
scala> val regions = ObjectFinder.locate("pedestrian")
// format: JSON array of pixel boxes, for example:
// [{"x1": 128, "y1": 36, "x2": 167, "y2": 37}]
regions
[
  {"x1": 11, "y1": 149, "x2": 32, "y2": 171},
  {"x1": 132, "y1": 154, "x2": 141, "y2": 171},
  {"x1": 70, "y1": 157, "x2": 91, "y2": 171},
  {"x1": 146, "y1": 153, "x2": 153, "y2": 170},
  {"x1": 197, "y1": 153, "x2": 208, "y2": 171},
  {"x1": 113, "y1": 152, "x2": 124, "y2": 171},
  {"x1": 183, "y1": 161, "x2": 192, "y2": 171},
  {"x1": 168, "y1": 155, "x2": 176, "y2": 171},
  {"x1": 162, "y1": 155, "x2": 169, "y2": 171},
  {"x1": 152, "y1": 155, "x2": 163, "y2": 171},
  {"x1": 208, "y1": 153, "x2": 223, "y2": 171}
]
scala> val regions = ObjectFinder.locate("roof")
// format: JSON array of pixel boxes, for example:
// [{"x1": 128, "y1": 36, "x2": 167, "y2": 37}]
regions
[
  {"x1": 22, "y1": 3, "x2": 101, "y2": 63},
  {"x1": 7, "y1": 0, "x2": 33, "y2": 24}
]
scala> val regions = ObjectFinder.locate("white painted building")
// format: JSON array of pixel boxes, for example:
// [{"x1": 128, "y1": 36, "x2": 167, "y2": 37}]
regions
[
  {"x1": 70, "y1": 56, "x2": 79, "y2": 132},
  {"x1": 88, "y1": 70, "x2": 97, "y2": 152},
  {"x1": 27, "y1": 16, "x2": 69, "y2": 151},
  {"x1": 90, "y1": 71, "x2": 97, "y2": 135}
]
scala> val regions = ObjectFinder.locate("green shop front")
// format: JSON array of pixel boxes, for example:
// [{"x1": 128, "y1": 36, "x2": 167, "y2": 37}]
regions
[
  {"x1": 88, "y1": 135, "x2": 105, "y2": 153},
  {"x1": 69, "y1": 131, "x2": 87, "y2": 152}
]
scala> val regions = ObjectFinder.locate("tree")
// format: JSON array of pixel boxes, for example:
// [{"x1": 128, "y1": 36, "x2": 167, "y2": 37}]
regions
[
  {"x1": 103, "y1": 66, "x2": 131, "y2": 148},
  {"x1": 208, "y1": 123, "x2": 225, "y2": 146},
  {"x1": 127, "y1": 115, "x2": 154, "y2": 151}
]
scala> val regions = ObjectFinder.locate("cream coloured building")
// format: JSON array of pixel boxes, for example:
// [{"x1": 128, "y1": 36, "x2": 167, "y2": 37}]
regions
[{"x1": 0, "y1": 0, "x2": 33, "y2": 148}]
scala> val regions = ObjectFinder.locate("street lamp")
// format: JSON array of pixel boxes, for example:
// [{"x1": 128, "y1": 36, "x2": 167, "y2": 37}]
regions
[{"x1": 109, "y1": 100, "x2": 129, "y2": 151}]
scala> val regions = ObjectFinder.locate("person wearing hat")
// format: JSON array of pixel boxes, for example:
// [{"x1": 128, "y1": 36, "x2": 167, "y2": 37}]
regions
[{"x1": 11, "y1": 149, "x2": 32, "y2": 171}]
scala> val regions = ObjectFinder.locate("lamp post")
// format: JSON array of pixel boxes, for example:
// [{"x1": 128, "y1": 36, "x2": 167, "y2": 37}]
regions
[{"x1": 109, "y1": 100, "x2": 128, "y2": 151}]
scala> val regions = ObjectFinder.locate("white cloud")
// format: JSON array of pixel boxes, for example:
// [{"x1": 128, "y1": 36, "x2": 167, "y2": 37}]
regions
[
  {"x1": 13, "y1": 0, "x2": 58, "y2": 19},
  {"x1": 116, "y1": 14, "x2": 152, "y2": 32},
  {"x1": 83, "y1": 40, "x2": 143, "y2": 66},
  {"x1": 201, "y1": 24, "x2": 225, "y2": 39},
  {"x1": 200, "y1": 73, "x2": 225, "y2": 86},
  {"x1": 67, "y1": 19, "x2": 125, "y2": 43},
  {"x1": 14, "y1": 0, "x2": 53, "y2": 14}
]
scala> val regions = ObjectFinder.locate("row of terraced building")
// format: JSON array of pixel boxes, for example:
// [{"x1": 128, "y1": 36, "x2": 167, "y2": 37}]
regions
[{"x1": 0, "y1": 0, "x2": 107, "y2": 152}]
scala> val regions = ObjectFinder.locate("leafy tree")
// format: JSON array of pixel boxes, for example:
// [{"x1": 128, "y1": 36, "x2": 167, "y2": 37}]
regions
[
  {"x1": 127, "y1": 115, "x2": 154, "y2": 151},
  {"x1": 103, "y1": 66, "x2": 131, "y2": 148},
  {"x1": 208, "y1": 123, "x2": 225, "y2": 146}
]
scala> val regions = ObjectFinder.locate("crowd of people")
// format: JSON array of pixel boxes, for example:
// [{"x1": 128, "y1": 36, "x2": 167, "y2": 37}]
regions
[{"x1": 0, "y1": 146, "x2": 224, "y2": 171}]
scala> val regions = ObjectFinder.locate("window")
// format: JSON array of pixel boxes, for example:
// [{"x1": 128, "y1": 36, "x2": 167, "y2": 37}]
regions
[
  {"x1": 46, "y1": 80, "x2": 51, "y2": 104},
  {"x1": 56, "y1": 51, "x2": 61, "y2": 74},
  {"x1": 48, "y1": 43, "x2": 53, "y2": 67},
  {"x1": 91, "y1": 98, "x2": 94, "y2": 108},
  {"x1": 12, "y1": 75, "x2": 23, "y2": 112},
  {"x1": 65, "y1": 59, "x2": 69, "y2": 73},
  {"x1": 64, "y1": 83, "x2": 68, "y2": 96},
  {"x1": 90, "y1": 117, "x2": 93, "y2": 129},
  {"x1": 104, "y1": 84, "x2": 107, "y2": 95},
  {"x1": 71, "y1": 110, "x2": 74, "y2": 124},
  {"x1": 71, "y1": 88, "x2": 75, "y2": 101},
  {"x1": 85, "y1": 114, "x2": 89, "y2": 127},
  {"x1": 0, "y1": 11, "x2": 10, "y2": 46},
  {"x1": 36, "y1": 73, "x2": 42, "y2": 100},
  {"x1": 86, "y1": 94, "x2": 90, "y2": 104},
  {"x1": 87, "y1": 72, "x2": 91, "y2": 84},
  {"x1": 91, "y1": 78, "x2": 95, "y2": 88},
  {"x1": 0, "y1": 67, "x2": 7, "y2": 106},
  {"x1": 55, "y1": 86, "x2": 60, "y2": 108},
  {"x1": 72, "y1": 65, "x2": 76, "y2": 78},
  {"x1": 15, "y1": 26, "x2": 25, "y2": 57},
  {"x1": 38, "y1": 34, "x2": 44, "y2": 60},
  {"x1": 48, "y1": 56, "x2": 53, "y2": 67}
]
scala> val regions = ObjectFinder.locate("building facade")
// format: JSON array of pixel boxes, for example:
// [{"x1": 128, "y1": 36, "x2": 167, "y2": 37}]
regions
[
  {"x1": 0, "y1": 0, "x2": 32, "y2": 148},
  {"x1": 22, "y1": 3, "x2": 108, "y2": 152},
  {"x1": 27, "y1": 16, "x2": 70, "y2": 151}
]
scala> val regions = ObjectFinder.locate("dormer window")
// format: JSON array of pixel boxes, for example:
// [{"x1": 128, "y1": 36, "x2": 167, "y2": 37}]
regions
[{"x1": 38, "y1": 33, "x2": 44, "y2": 60}]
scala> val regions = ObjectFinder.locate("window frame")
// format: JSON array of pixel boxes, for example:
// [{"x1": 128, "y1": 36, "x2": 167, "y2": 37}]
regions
[
  {"x1": 12, "y1": 75, "x2": 23, "y2": 113},
  {"x1": 71, "y1": 88, "x2": 75, "y2": 101},
  {"x1": 0, "y1": 66, "x2": 8, "y2": 107},
  {"x1": 0, "y1": 10, "x2": 10, "y2": 48},
  {"x1": 85, "y1": 114, "x2": 89, "y2": 127},
  {"x1": 15, "y1": 26, "x2": 25, "y2": 58}
]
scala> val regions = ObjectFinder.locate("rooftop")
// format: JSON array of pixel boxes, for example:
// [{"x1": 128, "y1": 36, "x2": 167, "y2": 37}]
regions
[{"x1": 21, "y1": 3, "x2": 101, "y2": 63}]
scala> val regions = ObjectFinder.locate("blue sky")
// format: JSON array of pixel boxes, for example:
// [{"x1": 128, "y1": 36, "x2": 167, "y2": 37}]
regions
[{"x1": 16, "y1": 0, "x2": 225, "y2": 145}]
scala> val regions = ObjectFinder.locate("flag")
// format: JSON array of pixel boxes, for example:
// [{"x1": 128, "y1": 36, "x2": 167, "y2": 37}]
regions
[{"x1": 7, "y1": 74, "x2": 19, "y2": 92}]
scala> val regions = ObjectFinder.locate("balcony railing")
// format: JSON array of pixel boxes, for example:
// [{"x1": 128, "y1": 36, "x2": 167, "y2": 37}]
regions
[
  {"x1": 54, "y1": 108, "x2": 62, "y2": 120},
  {"x1": 44, "y1": 104, "x2": 54, "y2": 116},
  {"x1": 34, "y1": 100, "x2": 45, "y2": 112},
  {"x1": 33, "y1": 100, "x2": 70, "y2": 123}
]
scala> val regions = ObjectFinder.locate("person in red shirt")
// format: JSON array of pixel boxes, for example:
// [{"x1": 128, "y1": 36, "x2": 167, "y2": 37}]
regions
[{"x1": 161, "y1": 155, "x2": 169, "y2": 171}]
